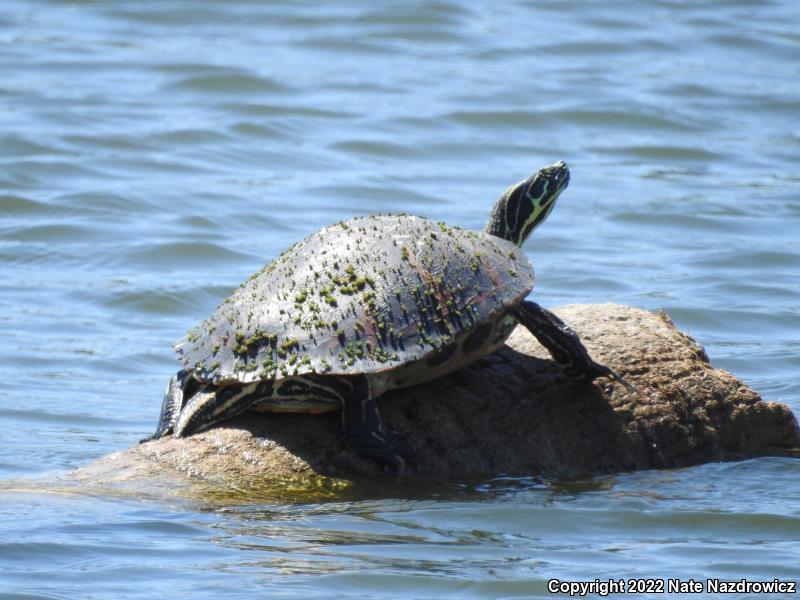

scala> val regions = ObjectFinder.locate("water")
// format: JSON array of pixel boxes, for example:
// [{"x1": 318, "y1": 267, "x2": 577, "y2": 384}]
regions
[{"x1": 1, "y1": 0, "x2": 799, "y2": 597}]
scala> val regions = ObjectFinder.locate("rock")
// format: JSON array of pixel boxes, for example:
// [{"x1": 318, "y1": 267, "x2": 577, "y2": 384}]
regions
[{"x1": 69, "y1": 304, "x2": 799, "y2": 498}]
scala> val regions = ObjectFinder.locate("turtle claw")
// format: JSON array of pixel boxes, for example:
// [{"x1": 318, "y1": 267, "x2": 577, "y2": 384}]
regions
[
  {"x1": 579, "y1": 361, "x2": 639, "y2": 395},
  {"x1": 605, "y1": 368, "x2": 639, "y2": 395}
]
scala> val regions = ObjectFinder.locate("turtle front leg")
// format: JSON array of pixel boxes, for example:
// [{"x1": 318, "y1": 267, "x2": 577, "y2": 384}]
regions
[
  {"x1": 513, "y1": 300, "x2": 633, "y2": 390},
  {"x1": 339, "y1": 376, "x2": 415, "y2": 475}
]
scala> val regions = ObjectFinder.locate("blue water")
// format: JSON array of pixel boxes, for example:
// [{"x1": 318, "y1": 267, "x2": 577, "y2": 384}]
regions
[{"x1": 1, "y1": 1, "x2": 799, "y2": 598}]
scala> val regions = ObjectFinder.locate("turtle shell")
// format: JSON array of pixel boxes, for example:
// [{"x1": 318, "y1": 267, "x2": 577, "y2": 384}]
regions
[{"x1": 176, "y1": 214, "x2": 534, "y2": 384}]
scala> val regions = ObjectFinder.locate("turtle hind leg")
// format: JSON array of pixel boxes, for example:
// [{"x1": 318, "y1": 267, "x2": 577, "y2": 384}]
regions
[
  {"x1": 140, "y1": 369, "x2": 199, "y2": 443},
  {"x1": 513, "y1": 300, "x2": 635, "y2": 391},
  {"x1": 336, "y1": 375, "x2": 415, "y2": 475},
  {"x1": 172, "y1": 380, "x2": 267, "y2": 438}
]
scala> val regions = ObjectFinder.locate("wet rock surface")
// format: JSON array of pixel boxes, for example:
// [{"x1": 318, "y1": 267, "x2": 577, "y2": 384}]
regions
[{"x1": 70, "y1": 304, "x2": 799, "y2": 496}]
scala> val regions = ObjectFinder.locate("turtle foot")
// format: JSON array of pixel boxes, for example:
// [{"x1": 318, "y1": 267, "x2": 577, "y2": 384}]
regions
[
  {"x1": 347, "y1": 430, "x2": 416, "y2": 476},
  {"x1": 340, "y1": 379, "x2": 416, "y2": 476}
]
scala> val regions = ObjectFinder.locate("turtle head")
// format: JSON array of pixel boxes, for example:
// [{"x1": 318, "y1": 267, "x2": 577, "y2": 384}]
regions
[{"x1": 484, "y1": 160, "x2": 570, "y2": 246}]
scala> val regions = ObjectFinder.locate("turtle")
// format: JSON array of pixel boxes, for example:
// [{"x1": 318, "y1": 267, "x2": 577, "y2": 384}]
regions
[{"x1": 144, "y1": 160, "x2": 627, "y2": 472}]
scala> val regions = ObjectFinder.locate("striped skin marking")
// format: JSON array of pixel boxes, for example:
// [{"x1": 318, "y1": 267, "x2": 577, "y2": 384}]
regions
[
  {"x1": 164, "y1": 370, "x2": 412, "y2": 472},
  {"x1": 143, "y1": 369, "x2": 201, "y2": 441},
  {"x1": 142, "y1": 372, "x2": 185, "y2": 441},
  {"x1": 171, "y1": 374, "x2": 370, "y2": 437},
  {"x1": 503, "y1": 183, "x2": 524, "y2": 241},
  {"x1": 174, "y1": 379, "x2": 271, "y2": 437},
  {"x1": 508, "y1": 165, "x2": 568, "y2": 246},
  {"x1": 516, "y1": 178, "x2": 560, "y2": 245},
  {"x1": 264, "y1": 375, "x2": 365, "y2": 413},
  {"x1": 484, "y1": 160, "x2": 570, "y2": 247}
]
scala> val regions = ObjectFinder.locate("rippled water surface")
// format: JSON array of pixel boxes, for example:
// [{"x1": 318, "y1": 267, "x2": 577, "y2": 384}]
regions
[{"x1": 1, "y1": 1, "x2": 799, "y2": 598}]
